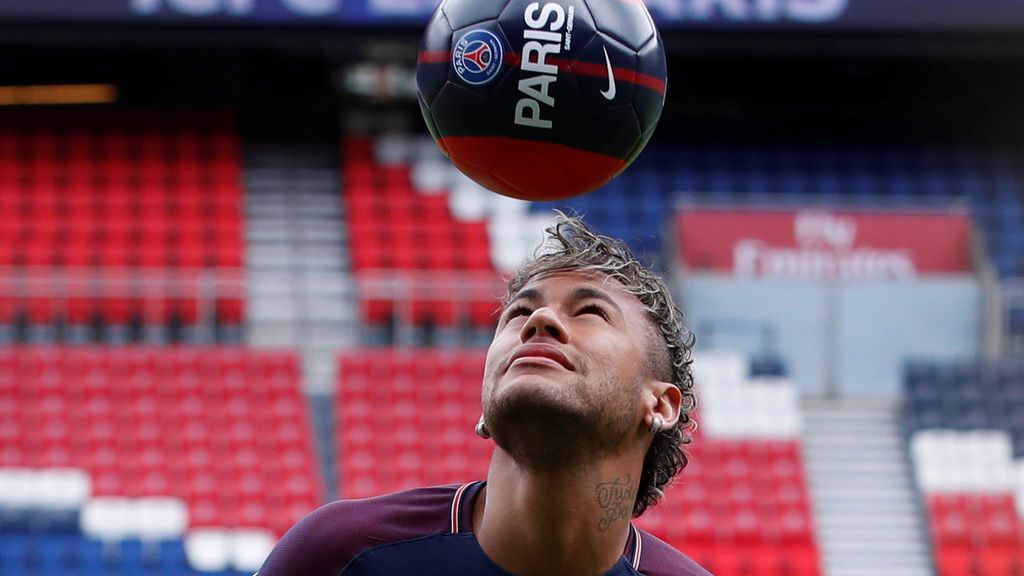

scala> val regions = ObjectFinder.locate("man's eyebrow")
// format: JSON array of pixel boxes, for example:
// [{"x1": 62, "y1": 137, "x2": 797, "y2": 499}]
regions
[
  {"x1": 571, "y1": 286, "x2": 622, "y2": 316},
  {"x1": 506, "y1": 287, "x2": 543, "y2": 308}
]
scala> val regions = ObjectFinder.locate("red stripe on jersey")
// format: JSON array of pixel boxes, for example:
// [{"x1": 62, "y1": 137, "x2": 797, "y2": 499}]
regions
[
  {"x1": 450, "y1": 482, "x2": 473, "y2": 533},
  {"x1": 631, "y1": 524, "x2": 643, "y2": 569}
]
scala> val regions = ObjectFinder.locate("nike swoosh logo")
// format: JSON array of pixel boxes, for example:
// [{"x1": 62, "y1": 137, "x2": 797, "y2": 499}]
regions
[{"x1": 600, "y1": 46, "x2": 616, "y2": 100}]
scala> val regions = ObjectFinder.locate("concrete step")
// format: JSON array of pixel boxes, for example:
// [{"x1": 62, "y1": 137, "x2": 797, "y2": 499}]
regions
[
  {"x1": 827, "y1": 566, "x2": 932, "y2": 576},
  {"x1": 810, "y1": 481, "x2": 914, "y2": 496},
  {"x1": 806, "y1": 461, "x2": 911, "y2": 476},
  {"x1": 823, "y1": 538, "x2": 926, "y2": 555},
  {"x1": 811, "y1": 491, "x2": 917, "y2": 508},
  {"x1": 814, "y1": 501, "x2": 919, "y2": 518},
  {"x1": 802, "y1": 400, "x2": 932, "y2": 576},
  {"x1": 803, "y1": 436, "x2": 905, "y2": 450},
  {"x1": 249, "y1": 326, "x2": 300, "y2": 347},
  {"x1": 816, "y1": 515, "x2": 924, "y2": 531},
  {"x1": 806, "y1": 459, "x2": 908, "y2": 473},
  {"x1": 804, "y1": 426, "x2": 904, "y2": 439},
  {"x1": 825, "y1": 551, "x2": 932, "y2": 566},
  {"x1": 817, "y1": 526, "x2": 927, "y2": 545}
]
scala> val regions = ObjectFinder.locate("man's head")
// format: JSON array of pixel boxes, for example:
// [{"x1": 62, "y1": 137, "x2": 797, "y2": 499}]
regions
[{"x1": 481, "y1": 213, "x2": 696, "y2": 517}]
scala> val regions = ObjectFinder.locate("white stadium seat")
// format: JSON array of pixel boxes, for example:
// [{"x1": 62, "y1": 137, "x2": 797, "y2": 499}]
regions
[
  {"x1": 230, "y1": 529, "x2": 278, "y2": 572},
  {"x1": 911, "y1": 429, "x2": 1014, "y2": 493},
  {"x1": 81, "y1": 497, "x2": 133, "y2": 541},
  {"x1": 37, "y1": 468, "x2": 91, "y2": 510},
  {"x1": 693, "y1": 350, "x2": 748, "y2": 391},
  {"x1": 135, "y1": 497, "x2": 189, "y2": 541},
  {"x1": 374, "y1": 134, "x2": 411, "y2": 166},
  {"x1": 185, "y1": 529, "x2": 231, "y2": 572}
]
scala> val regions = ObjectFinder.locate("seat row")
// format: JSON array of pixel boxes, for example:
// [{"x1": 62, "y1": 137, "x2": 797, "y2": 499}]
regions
[
  {"x1": 905, "y1": 361, "x2": 1024, "y2": 576},
  {"x1": 0, "y1": 109, "x2": 246, "y2": 333},
  {"x1": 344, "y1": 139, "x2": 505, "y2": 328},
  {"x1": 0, "y1": 348, "x2": 321, "y2": 537}
]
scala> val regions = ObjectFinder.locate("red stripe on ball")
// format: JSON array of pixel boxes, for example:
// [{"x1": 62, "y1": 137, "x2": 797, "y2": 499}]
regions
[
  {"x1": 503, "y1": 52, "x2": 665, "y2": 94},
  {"x1": 440, "y1": 136, "x2": 628, "y2": 201},
  {"x1": 417, "y1": 50, "x2": 451, "y2": 65}
]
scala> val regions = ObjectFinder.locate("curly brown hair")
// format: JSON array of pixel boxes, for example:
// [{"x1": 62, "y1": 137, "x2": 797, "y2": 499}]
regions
[{"x1": 502, "y1": 212, "x2": 696, "y2": 517}]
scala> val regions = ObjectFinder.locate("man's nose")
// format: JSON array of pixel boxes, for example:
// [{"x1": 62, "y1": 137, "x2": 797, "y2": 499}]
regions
[{"x1": 520, "y1": 307, "x2": 569, "y2": 343}]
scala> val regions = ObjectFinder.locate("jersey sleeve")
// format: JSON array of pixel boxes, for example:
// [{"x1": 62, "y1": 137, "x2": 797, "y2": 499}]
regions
[{"x1": 255, "y1": 486, "x2": 458, "y2": 576}]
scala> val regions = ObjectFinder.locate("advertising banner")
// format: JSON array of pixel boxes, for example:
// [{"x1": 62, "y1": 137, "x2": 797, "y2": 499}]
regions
[
  {"x1": 2, "y1": 0, "x2": 1024, "y2": 30},
  {"x1": 677, "y1": 208, "x2": 973, "y2": 279}
]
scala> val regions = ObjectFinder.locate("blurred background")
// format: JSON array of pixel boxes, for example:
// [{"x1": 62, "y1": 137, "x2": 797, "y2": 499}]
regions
[{"x1": 0, "y1": 1, "x2": 1022, "y2": 575}]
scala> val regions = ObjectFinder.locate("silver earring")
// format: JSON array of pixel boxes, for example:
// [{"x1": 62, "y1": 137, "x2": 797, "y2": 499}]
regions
[
  {"x1": 650, "y1": 415, "x2": 663, "y2": 435},
  {"x1": 475, "y1": 416, "x2": 491, "y2": 439}
]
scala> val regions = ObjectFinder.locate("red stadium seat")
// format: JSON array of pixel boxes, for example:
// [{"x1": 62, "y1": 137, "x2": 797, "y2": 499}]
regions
[
  {"x1": 936, "y1": 545, "x2": 973, "y2": 576},
  {"x1": 0, "y1": 110, "x2": 246, "y2": 331},
  {"x1": 336, "y1": 349, "x2": 491, "y2": 498},
  {"x1": 979, "y1": 546, "x2": 1018, "y2": 576},
  {"x1": 344, "y1": 136, "x2": 503, "y2": 327},
  {"x1": 0, "y1": 347, "x2": 318, "y2": 535}
]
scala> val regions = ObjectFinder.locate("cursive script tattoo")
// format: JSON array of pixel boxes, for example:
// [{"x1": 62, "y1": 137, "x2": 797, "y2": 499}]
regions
[{"x1": 595, "y1": 475, "x2": 633, "y2": 532}]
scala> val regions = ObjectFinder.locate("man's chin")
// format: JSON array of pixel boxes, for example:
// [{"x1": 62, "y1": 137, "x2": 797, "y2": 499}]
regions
[{"x1": 486, "y1": 384, "x2": 594, "y2": 472}]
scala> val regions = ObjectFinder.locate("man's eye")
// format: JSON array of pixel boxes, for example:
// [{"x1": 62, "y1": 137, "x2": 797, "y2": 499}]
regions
[
  {"x1": 505, "y1": 305, "x2": 532, "y2": 320},
  {"x1": 578, "y1": 304, "x2": 608, "y2": 319}
]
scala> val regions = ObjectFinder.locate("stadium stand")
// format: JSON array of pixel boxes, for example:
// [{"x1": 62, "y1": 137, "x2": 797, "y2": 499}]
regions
[
  {"x1": 343, "y1": 137, "x2": 502, "y2": 331},
  {"x1": 353, "y1": 134, "x2": 1024, "y2": 288},
  {"x1": 335, "y1": 349, "x2": 821, "y2": 576},
  {"x1": 0, "y1": 347, "x2": 320, "y2": 575},
  {"x1": 643, "y1": 351, "x2": 820, "y2": 576},
  {"x1": 335, "y1": 349, "x2": 491, "y2": 498},
  {"x1": 531, "y1": 140, "x2": 1024, "y2": 278},
  {"x1": 905, "y1": 360, "x2": 1024, "y2": 576},
  {"x1": 0, "y1": 109, "x2": 245, "y2": 343}
]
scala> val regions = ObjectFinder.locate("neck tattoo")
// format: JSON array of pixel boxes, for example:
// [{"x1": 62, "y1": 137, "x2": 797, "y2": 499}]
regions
[{"x1": 595, "y1": 475, "x2": 633, "y2": 532}]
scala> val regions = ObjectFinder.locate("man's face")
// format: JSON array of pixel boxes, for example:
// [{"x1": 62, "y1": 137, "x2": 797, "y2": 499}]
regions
[{"x1": 482, "y1": 270, "x2": 657, "y2": 469}]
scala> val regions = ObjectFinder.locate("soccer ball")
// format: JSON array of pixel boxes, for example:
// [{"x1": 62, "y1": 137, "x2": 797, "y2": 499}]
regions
[{"x1": 416, "y1": 0, "x2": 667, "y2": 201}]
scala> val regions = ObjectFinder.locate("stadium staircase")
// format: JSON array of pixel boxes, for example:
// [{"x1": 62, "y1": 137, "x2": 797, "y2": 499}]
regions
[
  {"x1": 244, "y1": 142, "x2": 349, "y2": 500},
  {"x1": 802, "y1": 396, "x2": 932, "y2": 576},
  {"x1": 243, "y1": 142, "x2": 353, "y2": 393}
]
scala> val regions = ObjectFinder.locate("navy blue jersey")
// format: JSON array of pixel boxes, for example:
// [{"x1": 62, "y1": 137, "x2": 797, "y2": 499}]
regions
[{"x1": 257, "y1": 482, "x2": 710, "y2": 576}]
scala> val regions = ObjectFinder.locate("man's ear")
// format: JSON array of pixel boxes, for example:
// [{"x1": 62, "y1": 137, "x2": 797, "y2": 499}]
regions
[{"x1": 645, "y1": 380, "x2": 682, "y2": 431}]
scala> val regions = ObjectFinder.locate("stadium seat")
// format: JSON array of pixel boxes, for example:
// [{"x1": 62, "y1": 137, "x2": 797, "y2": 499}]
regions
[
  {"x1": 0, "y1": 348, "x2": 320, "y2": 541},
  {"x1": 907, "y1": 360, "x2": 1024, "y2": 575},
  {"x1": 343, "y1": 137, "x2": 506, "y2": 329},
  {"x1": 0, "y1": 109, "x2": 246, "y2": 339},
  {"x1": 335, "y1": 350, "x2": 489, "y2": 498}
]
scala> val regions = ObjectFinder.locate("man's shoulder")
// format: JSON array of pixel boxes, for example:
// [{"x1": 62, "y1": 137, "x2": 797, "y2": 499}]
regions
[
  {"x1": 636, "y1": 528, "x2": 712, "y2": 576},
  {"x1": 256, "y1": 484, "x2": 470, "y2": 576},
  {"x1": 317, "y1": 483, "x2": 463, "y2": 533}
]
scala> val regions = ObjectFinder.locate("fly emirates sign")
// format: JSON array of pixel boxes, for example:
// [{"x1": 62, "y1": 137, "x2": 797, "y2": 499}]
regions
[{"x1": 677, "y1": 208, "x2": 972, "y2": 279}]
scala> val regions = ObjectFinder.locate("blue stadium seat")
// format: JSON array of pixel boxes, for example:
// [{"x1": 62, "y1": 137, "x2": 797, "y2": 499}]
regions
[
  {"x1": 749, "y1": 355, "x2": 787, "y2": 377},
  {"x1": 0, "y1": 534, "x2": 29, "y2": 573},
  {"x1": 525, "y1": 139, "x2": 1024, "y2": 275}
]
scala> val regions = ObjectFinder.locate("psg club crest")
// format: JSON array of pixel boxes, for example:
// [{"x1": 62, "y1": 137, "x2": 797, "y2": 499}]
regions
[{"x1": 452, "y1": 29, "x2": 504, "y2": 86}]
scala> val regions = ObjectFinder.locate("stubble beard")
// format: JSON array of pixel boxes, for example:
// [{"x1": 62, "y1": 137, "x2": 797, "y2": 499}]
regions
[{"x1": 484, "y1": 369, "x2": 639, "y2": 474}]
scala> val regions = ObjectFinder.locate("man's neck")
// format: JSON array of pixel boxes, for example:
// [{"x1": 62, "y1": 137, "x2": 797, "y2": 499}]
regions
[{"x1": 472, "y1": 448, "x2": 640, "y2": 576}]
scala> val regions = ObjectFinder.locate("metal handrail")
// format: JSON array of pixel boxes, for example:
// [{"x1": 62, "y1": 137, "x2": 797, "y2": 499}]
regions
[
  {"x1": 1005, "y1": 277, "x2": 1024, "y2": 359},
  {"x1": 0, "y1": 267, "x2": 245, "y2": 336}
]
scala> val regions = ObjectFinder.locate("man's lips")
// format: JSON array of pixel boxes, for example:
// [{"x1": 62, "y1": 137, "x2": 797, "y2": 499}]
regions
[{"x1": 507, "y1": 343, "x2": 575, "y2": 371}]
